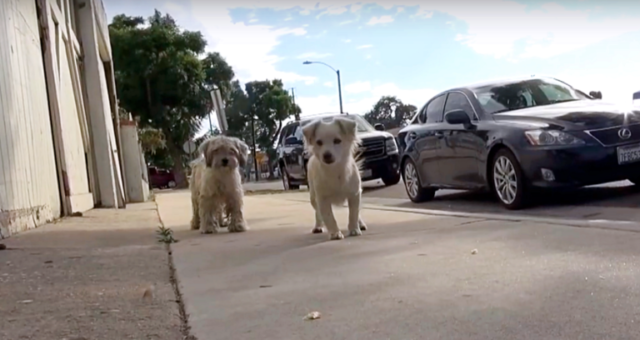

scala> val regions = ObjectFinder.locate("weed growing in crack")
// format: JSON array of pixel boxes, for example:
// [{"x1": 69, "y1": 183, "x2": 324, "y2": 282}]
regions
[{"x1": 157, "y1": 226, "x2": 178, "y2": 244}]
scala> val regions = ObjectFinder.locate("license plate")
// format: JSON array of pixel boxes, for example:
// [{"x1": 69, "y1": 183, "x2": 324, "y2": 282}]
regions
[
  {"x1": 360, "y1": 169, "x2": 372, "y2": 178},
  {"x1": 617, "y1": 143, "x2": 640, "y2": 165}
]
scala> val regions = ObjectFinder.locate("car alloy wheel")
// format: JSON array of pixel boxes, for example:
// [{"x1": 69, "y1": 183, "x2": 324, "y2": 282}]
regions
[
  {"x1": 404, "y1": 162, "x2": 420, "y2": 199},
  {"x1": 491, "y1": 149, "x2": 528, "y2": 210},
  {"x1": 281, "y1": 167, "x2": 290, "y2": 190},
  {"x1": 493, "y1": 156, "x2": 517, "y2": 204},
  {"x1": 402, "y1": 158, "x2": 436, "y2": 203}
]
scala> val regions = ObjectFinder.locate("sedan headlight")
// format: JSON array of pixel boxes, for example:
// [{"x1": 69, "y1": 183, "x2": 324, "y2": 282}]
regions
[
  {"x1": 385, "y1": 138, "x2": 399, "y2": 154},
  {"x1": 524, "y1": 130, "x2": 585, "y2": 146}
]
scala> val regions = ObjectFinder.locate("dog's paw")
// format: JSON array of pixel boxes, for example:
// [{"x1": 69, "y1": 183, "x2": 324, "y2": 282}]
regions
[
  {"x1": 229, "y1": 222, "x2": 248, "y2": 233},
  {"x1": 358, "y1": 219, "x2": 368, "y2": 231},
  {"x1": 348, "y1": 228, "x2": 362, "y2": 237},
  {"x1": 329, "y1": 231, "x2": 344, "y2": 240},
  {"x1": 200, "y1": 228, "x2": 215, "y2": 234},
  {"x1": 190, "y1": 221, "x2": 198, "y2": 230},
  {"x1": 312, "y1": 227, "x2": 325, "y2": 234}
]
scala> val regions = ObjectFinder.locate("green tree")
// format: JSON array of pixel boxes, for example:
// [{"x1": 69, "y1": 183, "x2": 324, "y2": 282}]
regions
[
  {"x1": 364, "y1": 96, "x2": 417, "y2": 129},
  {"x1": 109, "y1": 10, "x2": 235, "y2": 188},
  {"x1": 222, "y1": 80, "x2": 299, "y2": 179},
  {"x1": 247, "y1": 79, "x2": 300, "y2": 178}
]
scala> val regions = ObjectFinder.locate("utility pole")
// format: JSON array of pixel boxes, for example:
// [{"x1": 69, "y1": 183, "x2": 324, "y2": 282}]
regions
[
  {"x1": 336, "y1": 70, "x2": 343, "y2": 114},
  {"x1": 291, "y1": 87, "x2": 299, "y2": 121},
  {"x1": 250, "y1": 114, "x2": 259, "y2": 182}
]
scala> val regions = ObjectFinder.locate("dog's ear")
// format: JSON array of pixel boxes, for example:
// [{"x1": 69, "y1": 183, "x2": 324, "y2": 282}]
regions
[
  {"x1": 232, "y1": 137, "x2": 250, "y2": 168},
  {"x1": 334, "y1": 117, "x2": 357, "y2": 139},
  {"x1": 302, "y1": 119, "x2": 321, "y2": 145},
  {"x1": 198, "y1": 137, "x2": 217, "y2": 167}
]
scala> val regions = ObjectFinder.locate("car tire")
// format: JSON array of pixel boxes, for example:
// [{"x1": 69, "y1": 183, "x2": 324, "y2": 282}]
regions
[
  {"x1": 382, "y1": 172, "x2": 401, "y2": 186},
  {"x1": 490, "y1": 148, "x2": 529, "y2": 210},
  {"x1": 280, "y1": 167, "x2": 300, "y2": 190},
  {"x1": 402, "y1": 158, "x2": 436, "y2": 203}
]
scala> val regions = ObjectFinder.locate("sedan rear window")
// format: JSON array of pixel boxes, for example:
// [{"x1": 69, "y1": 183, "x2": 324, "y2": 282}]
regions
[{"x1": 474, "y1": 78, "x2": 582, "y2": 115}]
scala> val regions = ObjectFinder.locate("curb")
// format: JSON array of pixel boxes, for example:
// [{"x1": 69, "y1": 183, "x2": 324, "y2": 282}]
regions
[{"x1": 279, "y1": 197, "x2": 640, "y2": 233}]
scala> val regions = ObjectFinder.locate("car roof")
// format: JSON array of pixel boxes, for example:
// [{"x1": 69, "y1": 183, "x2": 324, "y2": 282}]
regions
[{"x1": 453, "y1": 76, "x2": 569, "y2": 92}]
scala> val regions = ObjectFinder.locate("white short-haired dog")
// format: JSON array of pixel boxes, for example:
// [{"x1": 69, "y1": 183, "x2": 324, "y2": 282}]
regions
[
  {"x1": 189, "y1": 135, "x2": 250, "y2": 234},
  {"x1": 302, "y1": 116, "x2": 368, "y2": 240}
]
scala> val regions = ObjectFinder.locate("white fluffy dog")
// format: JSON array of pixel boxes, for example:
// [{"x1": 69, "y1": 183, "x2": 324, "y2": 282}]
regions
[
  {"x1": 302, "y1": 116, "x2": 368, "y2": 240},
  {"x1": 189, "y1": 135, "x2": 249, "y2": 234}
]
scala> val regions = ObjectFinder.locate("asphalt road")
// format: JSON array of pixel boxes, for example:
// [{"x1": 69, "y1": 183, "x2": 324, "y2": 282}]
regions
[{"x1": 361, "y1": 179, "x2": 640, "y2": 222}]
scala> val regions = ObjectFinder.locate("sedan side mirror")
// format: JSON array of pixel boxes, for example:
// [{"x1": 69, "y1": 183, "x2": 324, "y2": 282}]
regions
[
  {"x1": 589, "y1": 91, "x2": 602, "y2": 99},
  {"x1": 374, "y1": 123, "x2": 385, "y2": 131},
  {"x1": 444, "y1": 109, "x2": 472, "y2": 127},
  {"x1": 284, "y1": 136, "x2": 303, "y2": 145}
]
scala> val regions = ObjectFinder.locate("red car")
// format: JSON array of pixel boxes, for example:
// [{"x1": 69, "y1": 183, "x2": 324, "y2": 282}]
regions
[{"x1": 148, "y1": 166, "x2": 177, "y2": 189}]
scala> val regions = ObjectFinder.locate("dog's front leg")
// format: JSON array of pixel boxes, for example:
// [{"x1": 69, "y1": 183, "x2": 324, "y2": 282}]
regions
[
  {"x1": 199, "y1": 196, "x2": 220, "y2": 234},
  {"x1": 310, "y1": 192, "x2": 324, "y2": 234},
  {"x1": 318, "y1": 199, "x2": 343, "y2": 240},
  {"x1": 347, "y1": 192, "x2": 363, "y2": 237},
  {"x1": 190, "y1": 194, "x2": 200, "y2": 230},
  {"x1": 227, "y1": 205, "x2": 248, "y2": 233}
]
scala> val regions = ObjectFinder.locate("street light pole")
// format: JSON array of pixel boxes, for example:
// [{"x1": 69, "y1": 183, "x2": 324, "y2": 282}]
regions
[
  {"x1": 303, "y1": 61, "x2": 344, "y2": 114},
  {"x1": 336, "y1": 70, "x2": 343, "y2": 114}
]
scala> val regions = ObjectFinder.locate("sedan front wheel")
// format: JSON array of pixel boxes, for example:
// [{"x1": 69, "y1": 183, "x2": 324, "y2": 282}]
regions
[
  {"x1": 402, "y1": 158, "x2": 436, "y2": 203},
  {"x1": 491, "y1": 149, "x2": 529, "y2": 210}
]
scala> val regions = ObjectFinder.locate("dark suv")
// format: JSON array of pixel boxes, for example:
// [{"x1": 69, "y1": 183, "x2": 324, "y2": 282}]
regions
[{"x1": 276, "y1": 113, "x2": 401, "y2": 190}]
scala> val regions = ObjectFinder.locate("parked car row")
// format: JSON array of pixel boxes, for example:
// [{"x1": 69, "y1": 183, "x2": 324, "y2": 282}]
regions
[{"x1": 278, "y1": 76, "x2": 640, "y2": 210}]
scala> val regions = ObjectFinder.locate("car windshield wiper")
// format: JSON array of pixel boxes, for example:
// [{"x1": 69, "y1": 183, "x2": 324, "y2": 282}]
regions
[
  {"x1": 549, "y1": 98, "x2": 579, "y2": 104},
  {"x1": 491, "y1": 109, "x2": 512, "y2": 114}
]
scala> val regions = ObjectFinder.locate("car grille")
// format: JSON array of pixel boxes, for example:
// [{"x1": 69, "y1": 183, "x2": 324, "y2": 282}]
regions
[
  {"x1": 357, "y1": 138, "x2": 385, "y2": 159},
  {"x1": 585, "y1": 123, "x2": 640, "y2": 147}
]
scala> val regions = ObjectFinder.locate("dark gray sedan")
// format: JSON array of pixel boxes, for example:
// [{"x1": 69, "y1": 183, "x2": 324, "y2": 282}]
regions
[{"x1": 397, "y1": 77, "x2": 640, "y2": 210}]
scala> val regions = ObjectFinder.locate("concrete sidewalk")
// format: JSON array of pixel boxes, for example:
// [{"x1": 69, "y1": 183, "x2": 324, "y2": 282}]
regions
[
  {"x1": 157, "y1": 190, "x2": 640, "y2": 340},
  {"x1": 0, "y1": 202, "x2": 182, "y2": 340}
]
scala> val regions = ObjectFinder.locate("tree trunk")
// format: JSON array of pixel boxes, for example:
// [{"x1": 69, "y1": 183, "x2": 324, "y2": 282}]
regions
[
  {"x1": 167, "y1": 143, "x2": 188, "y2": 189},
  {"x1": 267, "y1": 162, "x2": 275, "y2": 179}
]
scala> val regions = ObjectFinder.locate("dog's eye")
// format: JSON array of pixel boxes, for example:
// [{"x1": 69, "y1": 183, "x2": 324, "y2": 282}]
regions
[
  {"x1": 333, "y1": 138, "x2": 342, "y2": 144},
  {"x1": 316, "y1": 140, "x2": 323, "y2": 146}
]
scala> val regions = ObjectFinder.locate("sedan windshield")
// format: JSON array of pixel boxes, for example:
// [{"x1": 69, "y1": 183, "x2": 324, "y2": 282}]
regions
[{"x1": 473, "y1": 78, "x2": 583, "y2": 115}]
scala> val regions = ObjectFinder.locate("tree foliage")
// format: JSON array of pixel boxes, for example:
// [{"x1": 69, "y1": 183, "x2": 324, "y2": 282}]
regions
[
  {"x1": 364, "y1": 96, "x2": 417, "y2": 129},
  {"x1": 109, "y1": 10, "x2": 234, "y2": 187},
  {"x1": 223, "y1": 79, "x2": 300, "y2": 178}
]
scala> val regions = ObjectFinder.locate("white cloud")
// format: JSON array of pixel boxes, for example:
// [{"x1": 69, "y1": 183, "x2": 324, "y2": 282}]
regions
[
  {"x1": 356, "y1": 44, "x2": 373, "y2": 49},
  {"x1": 323, "y1": 81, "x2": 333, "y2": 87},
  {"x1": 296, "y1": 52, "x2": 332, "y2": 59},
  {"x1": 339, "y1": 20, "x2": 355, "y2": 26},
  {"x1": 188, "y1": 2, "x2": 317, "y2": 85},
  {"x1": 365, "y1": 54, "x2": 372, "y2": 59},
  {"x1": 366, "y1": 15, "x2": 394, "y2": 25},
  {"x1": 343, "y1": 39, "x2": 352, "y2": 43},
  {"x1": 344, "y1": 81, "x2": 372, "y2": 94},
  {"x1": 296, "y1": 83, "x2": 438, "y2": 116},
  {"x1": 554, "y1": 65, "x2": 640, "y2": 106},
  {"x1": 187, "y1": 0, "x2": 639, "y2": 61}
]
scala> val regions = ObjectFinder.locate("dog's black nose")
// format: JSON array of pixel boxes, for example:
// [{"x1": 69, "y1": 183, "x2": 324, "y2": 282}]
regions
[
  {"x1": 322, "y1": 152, "x2": 334, "y2": 164},
  {"x1": 221, "y1": 158, "x2": 229, "y2": 166}
]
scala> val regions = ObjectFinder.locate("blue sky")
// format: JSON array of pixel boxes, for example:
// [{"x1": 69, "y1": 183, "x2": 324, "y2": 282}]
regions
[{"x1": 104, "y1": 0, "x2": 640, "y2": 132}]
